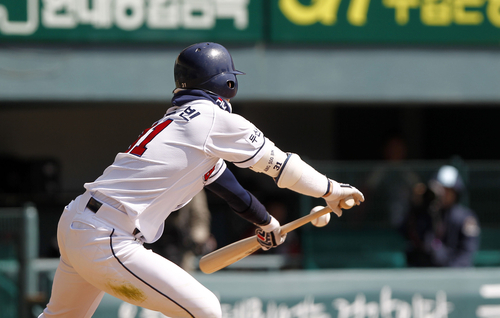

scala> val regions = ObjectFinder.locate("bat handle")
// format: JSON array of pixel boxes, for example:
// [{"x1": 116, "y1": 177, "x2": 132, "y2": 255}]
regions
[
  {"x1": 199, "y1": 197, "x2": 353, "y2": 274},
  {"x1": 281, "y1": 206, "x2": 332, "y2": 234}
]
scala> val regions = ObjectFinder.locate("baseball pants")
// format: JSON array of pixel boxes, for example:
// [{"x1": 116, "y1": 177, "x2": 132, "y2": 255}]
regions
[{"x1": 38, "y1": 192, "x2": 222, "y2": 318}]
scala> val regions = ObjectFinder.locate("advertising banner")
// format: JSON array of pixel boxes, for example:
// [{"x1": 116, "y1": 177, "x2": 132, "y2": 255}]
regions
[
  {"x1": 271, "y1": 0, "x2": 500, "y2": 44},
  {"x1": 0, "y1": 0, "x2": 263, "y2": 42},
  {"x1": 92, "y1": 268, "x2": 500, "y2": 318},
  {"x1": 1, "y1": 0, "x2": 499, "y2": 44}
]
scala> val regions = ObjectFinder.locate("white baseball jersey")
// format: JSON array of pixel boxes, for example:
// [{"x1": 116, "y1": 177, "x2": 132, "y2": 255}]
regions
[{"x1": 84, "y1": 99, "x2": 272, "y2": 243}]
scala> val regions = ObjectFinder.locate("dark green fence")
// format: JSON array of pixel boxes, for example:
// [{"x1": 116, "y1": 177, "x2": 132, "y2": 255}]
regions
[{"x1": 0, "y1": 204, "x2": 39, "y2": 318}]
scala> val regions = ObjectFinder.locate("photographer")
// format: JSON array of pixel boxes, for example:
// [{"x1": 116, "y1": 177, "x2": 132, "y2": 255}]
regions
[{"x1": 401, "y1": 165, "x2": 480, "y2": 267}]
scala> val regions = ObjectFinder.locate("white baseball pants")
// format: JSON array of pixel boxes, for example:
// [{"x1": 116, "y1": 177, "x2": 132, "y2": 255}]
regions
[{"x1": 38, "y1": 192, "x2": 221, "y2": 318}]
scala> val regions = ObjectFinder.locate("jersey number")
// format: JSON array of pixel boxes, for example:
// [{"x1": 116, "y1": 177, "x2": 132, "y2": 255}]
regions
[{"x1": 127, "y1": 119, "x2": 173, "y2": 156}]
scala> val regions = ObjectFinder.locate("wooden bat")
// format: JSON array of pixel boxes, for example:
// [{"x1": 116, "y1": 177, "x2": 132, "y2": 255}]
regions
[{"x1": 199, "y1": 196, "x2": 355, "y2": 274}]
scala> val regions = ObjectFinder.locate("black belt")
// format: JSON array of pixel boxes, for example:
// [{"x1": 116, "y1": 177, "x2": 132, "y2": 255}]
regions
[{"x1": 86, "y1": 197, "x2": 140, "y2": 236}]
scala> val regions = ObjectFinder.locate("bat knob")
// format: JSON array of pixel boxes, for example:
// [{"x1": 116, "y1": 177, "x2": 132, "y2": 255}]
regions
[{"x1": 339, "y1": 196, "x2": 355, "y2": 209}]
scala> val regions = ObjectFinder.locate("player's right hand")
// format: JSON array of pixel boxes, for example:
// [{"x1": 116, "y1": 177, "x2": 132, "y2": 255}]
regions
[
  {"x1": 324, "y1": 181, "x2": 364, "y2": 216},
  {"x1": 255, "y1": 216, "x2": 287, "y2": 251}
]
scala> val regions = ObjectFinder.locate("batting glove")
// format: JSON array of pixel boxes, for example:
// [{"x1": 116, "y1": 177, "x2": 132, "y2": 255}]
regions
[
  {"x1": 324, "y1": 180, "x2": 364, "y2": 217},
  {"x1": 255, "y1": 216, "x2": 287, "y2": 251}
]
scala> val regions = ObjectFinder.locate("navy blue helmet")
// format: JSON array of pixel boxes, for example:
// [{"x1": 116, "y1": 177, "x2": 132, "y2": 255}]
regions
[
  {"x1": 174, "y1": 42, "x2": 245, "y2": 99},
  {"x1": 434, "y1": 165, "x2": 466, "y2": 194}
]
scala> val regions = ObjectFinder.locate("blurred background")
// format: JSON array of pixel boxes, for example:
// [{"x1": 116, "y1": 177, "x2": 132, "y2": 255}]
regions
[{"x1": 1, "y1": 0, "x2": 500, "y2": 317}]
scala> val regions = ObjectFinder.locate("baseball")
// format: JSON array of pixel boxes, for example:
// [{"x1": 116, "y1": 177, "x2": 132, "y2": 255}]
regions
[{"x1": 310, "y1": 206, "x2": 331, "y2": 227}]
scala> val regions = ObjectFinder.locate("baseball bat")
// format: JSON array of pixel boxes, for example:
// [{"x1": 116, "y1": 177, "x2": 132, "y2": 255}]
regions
[{"x1": 199, "y1": 196, "x2": 355, "y2": 274}]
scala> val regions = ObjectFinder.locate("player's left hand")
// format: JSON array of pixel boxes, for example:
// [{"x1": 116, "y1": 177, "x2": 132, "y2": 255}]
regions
[
  {"x1": 326, "y1": 199, "x2": 343, "y2": 217},
  {"x1": 255, "y1": 216, "x2": 287, "y2": 251},
  {"x1": 324, "y1": 181, "x2": 364, "y2": 216}
]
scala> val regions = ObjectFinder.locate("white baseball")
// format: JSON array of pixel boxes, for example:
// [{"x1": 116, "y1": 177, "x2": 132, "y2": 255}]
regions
[{"x1": 309, "y1": 206, "x2": 331, "y2": 227}]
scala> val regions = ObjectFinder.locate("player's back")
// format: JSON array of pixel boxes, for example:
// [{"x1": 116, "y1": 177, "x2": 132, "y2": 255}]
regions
[
  {"x1": 85, "y1": 101, "x2": 220, "y2": 219},
  {"x1": 85, "y1": 96, "x2": 267, "y2": 242}
]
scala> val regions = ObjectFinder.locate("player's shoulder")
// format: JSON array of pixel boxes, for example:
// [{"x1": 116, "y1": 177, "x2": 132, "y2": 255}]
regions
[
  {"x1": 451, "y1": 204, "x2": 478, "y2": 222},
  {"x1": 451, "y1": 204, "x2": 481, "y2": 237}
]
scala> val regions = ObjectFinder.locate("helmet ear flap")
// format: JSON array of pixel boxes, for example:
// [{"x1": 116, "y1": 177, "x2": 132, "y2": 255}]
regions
[{"x1": 200, "y1": 73, "x2": 239, "y2": 99}]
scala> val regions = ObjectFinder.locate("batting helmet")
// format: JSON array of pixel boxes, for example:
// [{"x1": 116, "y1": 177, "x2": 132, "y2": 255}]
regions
[
  {"x1": 434, "y1": 165, "x2": 466, "y2": 194},
  {"x1": 174, "y1": 42, "x2": 245, "y2": 99}
]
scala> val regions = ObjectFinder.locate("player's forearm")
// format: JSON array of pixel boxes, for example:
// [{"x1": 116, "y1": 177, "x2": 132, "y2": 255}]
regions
[
  {"x1": 249, "y1": 142, "x2": 364, "y2": 217},
  {"x1": 249, "y1": 141, "x2": 329, "y2": 198},
  {"x1": 204, "y1": 168, "x2": 270, "y2": 225}
]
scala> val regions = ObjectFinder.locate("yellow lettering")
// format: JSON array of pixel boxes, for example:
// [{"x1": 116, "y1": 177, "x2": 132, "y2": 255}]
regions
[
  {"x1": 347, "y1": 0, "x2": 371, "y2": 25},
  {"x1": 383, "y1": 0, "x2": 420, "y2": 25},
  {"x1": 421, "y1": 0, "x2": 453, "y2": 26},
  {"x1": 279, "y1": 0, "x2": 342, "y2": 25},
  {"x1": 487, "y1": 0, "x2": 500, "y2": 26},
  {"x1": 454, "y1": 0, "x2": 485, "y2": 24}
]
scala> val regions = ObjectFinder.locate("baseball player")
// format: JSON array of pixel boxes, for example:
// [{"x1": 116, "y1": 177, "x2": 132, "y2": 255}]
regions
[
  {"x1": 401, "y1": 165, "x2": 480, "y2": 267},
  {"x1": 38, "y1": 42, "x2": 364, "y2": 318}
]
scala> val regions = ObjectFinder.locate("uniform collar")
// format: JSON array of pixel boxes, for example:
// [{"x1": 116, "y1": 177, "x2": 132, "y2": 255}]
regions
[{"x1": 171, "y1": 89, "x2": 232, "y2": 113}]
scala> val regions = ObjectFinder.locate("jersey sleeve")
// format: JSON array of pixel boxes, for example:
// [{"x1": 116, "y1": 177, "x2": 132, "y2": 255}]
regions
[
  {"x1": 204, "y1": 159, "x2": 227, "y2": 186},
  {"x1": 205, "y1": 108, "x2": 273, "y2": 168}
]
